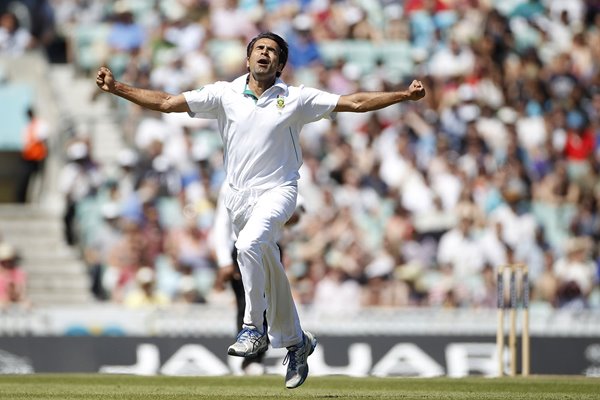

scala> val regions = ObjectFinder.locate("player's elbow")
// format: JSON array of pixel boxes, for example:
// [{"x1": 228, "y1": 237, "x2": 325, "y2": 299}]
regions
[
  {"x1": 339, "y1": 100, "x2": 367, "y2": 113},
  {"x1": 354, "y1": 103, "x2": 371, "y2": 113},
  {"x1": 159, "y1": 98, "x2": 175, "y2": 113},
  {"x1": 159, "y1": 94, "x2": 186, "y2": 113},
  {"x1": 350, "y1": 97, "x2": 375, "y2": 113},
  {"x1": 337, "y1": 95, "x2": 368, "y2": 113}
]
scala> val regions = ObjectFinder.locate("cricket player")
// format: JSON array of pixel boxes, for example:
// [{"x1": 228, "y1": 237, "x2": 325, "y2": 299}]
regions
[{"x1": 96, "y1": 31, "x2": 425, "y2": 388}]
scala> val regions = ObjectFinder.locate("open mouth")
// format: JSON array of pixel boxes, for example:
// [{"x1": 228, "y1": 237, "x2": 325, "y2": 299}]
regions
[{"x1": 257, "y1": 58, "x2": 269, "y2": 66}]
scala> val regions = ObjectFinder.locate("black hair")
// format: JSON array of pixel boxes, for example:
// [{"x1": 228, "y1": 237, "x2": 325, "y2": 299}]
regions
[{"x1": 246, "y1": 32, "x2": 288, "y2": 77}]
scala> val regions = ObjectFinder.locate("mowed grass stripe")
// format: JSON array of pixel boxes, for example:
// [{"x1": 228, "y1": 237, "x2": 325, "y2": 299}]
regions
[{"x1": 0, "y1": 375, "x2": 598, "y2": 400}]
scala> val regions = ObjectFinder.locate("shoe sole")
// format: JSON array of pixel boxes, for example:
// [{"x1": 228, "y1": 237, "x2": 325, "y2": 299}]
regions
[{"x1": 227, "y1": 345, "x2": 268, "y2": 358}]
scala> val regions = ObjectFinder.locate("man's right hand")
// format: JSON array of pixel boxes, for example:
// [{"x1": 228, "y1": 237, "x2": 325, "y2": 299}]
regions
[
  {"x1": 214, "y1": 264, "x2": 241, "y2": 291},
  {"x1": 96, "y1": 66, "x2": 115, "y2": 93},
  {"x1": 407, "y1": 80, "x2": 426, "y2": 101}
]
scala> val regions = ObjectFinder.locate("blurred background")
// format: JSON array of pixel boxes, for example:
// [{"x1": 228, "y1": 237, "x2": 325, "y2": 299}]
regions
[{"x1": 0, "y1": 0, "x2": 599, "y2": 377}]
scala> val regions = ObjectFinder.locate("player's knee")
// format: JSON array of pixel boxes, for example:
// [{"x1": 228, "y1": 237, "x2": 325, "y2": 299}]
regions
[
  {"x1": 236, "y1": 236, "x2": 277, "y2": 261},
  {"x1": 235, "y1": 237, "x2": 261, "y2": 257}
]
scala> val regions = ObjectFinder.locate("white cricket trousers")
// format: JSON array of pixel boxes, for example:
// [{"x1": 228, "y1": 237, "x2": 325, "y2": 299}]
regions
[{"x1": 223, "y1": 182, "x2": 303, "y2": 349}]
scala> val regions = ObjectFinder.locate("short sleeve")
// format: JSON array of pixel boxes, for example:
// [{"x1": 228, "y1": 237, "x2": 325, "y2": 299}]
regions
[
  {"x1": 298, "y1": 86, "x2": 340, "y2": 124},
  {"x1": 183, "y1": 82, "x2": 225, "y2": 119}
]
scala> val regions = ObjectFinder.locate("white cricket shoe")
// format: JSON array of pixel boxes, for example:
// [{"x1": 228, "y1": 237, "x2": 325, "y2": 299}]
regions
[
  {"x1": 283, "y1": 331, "x2": 317, "y2": 389},
  {"x1": 227, "y1": 327, "x2": 269, "y2": 357}
]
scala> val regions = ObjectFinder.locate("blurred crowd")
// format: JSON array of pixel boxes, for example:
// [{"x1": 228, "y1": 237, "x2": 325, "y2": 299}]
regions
[{"x1": 2, "y1": 0, "x2": 600, "y2": 311}]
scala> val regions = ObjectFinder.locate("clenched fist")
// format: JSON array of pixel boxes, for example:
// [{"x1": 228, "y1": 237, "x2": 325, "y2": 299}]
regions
[
  {"x1": 407, "y1": 80, "x2": 426, "y2": 101},
  {"x1": 96, "y1": 66, "x2": 115, "y2": 93}
]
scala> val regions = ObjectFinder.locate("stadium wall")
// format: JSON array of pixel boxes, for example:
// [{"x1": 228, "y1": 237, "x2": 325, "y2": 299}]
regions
[
  {"x1": 0, "y1": 335, "x2": 599, "y2": 377},
  {"x1": 0, "y1": 306, "x2": 599, "y2": 377}
]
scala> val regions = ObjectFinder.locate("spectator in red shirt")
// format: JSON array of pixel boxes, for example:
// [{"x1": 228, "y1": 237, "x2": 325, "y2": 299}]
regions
[
  {"x1": 564, "y1": 110, "x2": 595, "y2": 179},
  {"x1": 404, "y1": 0, "x2": 451, "y2": 14}
]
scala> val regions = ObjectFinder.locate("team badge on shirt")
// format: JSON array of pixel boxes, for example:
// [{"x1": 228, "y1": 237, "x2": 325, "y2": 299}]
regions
[{"x1": 276, "y1": 95, "x2": 285, "y2": 109}]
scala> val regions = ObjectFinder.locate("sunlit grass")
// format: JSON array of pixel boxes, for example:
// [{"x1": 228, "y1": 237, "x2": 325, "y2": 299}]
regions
[{"x1": 0, "y1": 374, "x2": 598, "y2": 400}]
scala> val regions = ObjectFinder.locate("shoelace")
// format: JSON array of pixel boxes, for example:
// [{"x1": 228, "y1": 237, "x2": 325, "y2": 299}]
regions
[
  {"x1": 282, "y1": 342, "x2": 306, "y2": 369},
  {"x1": 237, "y1": 328, "x2": 263, "y2": 347},
  {"x1": 282, "y1": 350, "x2": 297, "y2": 369}
]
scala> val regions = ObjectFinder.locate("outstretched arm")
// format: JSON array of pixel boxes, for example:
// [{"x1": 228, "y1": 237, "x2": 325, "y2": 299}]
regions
[
  {"x1": 95, "y1": 66, "x2": 190, "y2": 113},
  {"x1": 334, "y1": 80, "x2": 426, "y2": 113}
]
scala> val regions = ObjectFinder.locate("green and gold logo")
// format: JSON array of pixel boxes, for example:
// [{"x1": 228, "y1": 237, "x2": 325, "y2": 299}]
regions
[{"x1": 276, "y1": 95, "x2": 285, "y2": 109}]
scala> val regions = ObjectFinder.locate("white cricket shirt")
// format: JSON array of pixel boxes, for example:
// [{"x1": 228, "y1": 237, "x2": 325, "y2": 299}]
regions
[{"x1": 184, "y1": 74, "x2": 340, "y2": 190}]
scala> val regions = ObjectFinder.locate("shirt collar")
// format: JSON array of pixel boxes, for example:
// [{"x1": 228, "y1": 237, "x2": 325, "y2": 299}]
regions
[
  {"x1": 232, "y1": 74, "x2": 288, "y2": 96},
  {"x1": 243, "y1": 85, "x2": 258, "y2": 101}
]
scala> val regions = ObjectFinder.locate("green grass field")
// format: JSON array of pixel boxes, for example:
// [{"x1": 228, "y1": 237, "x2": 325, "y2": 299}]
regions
[{"x1": 0, "y1": 374, "x2": 599, "y2": 400}]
